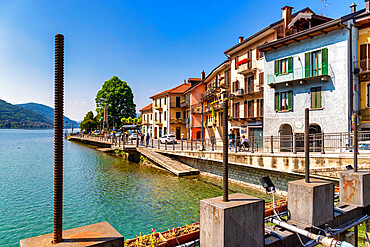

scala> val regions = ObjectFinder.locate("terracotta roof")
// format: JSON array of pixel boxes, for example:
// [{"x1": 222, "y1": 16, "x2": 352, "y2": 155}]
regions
[
  {"x1": 140, "y1": 103, "x2": 152, "y2": 112},
  {"x1": 150, "y1": 83, "x2": 192, "y2": 98},
  {"x1": 188, "y1": 78, "x2": 202, "y2": 82}
]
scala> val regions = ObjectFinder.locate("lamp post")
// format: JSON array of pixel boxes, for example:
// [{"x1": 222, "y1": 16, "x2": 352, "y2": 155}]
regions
[{"x1": 222, "y1": 96, "x2": 229, "y2": 202}]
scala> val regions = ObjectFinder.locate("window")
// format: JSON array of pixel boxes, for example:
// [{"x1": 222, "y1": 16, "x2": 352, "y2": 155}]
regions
[
  {"x1": 235, "y1": 56, "x2": 239, "y2": 69},
  {"x1": 233, "y1": 80, "x2": 240, "y2": 93},
  {"x1": 233, "y1": 103, "x2": 240, "y2": 118},
  {"x1": 155, "y1": 99, "x2": 158, "y2": 107},
  {"x1": 176, "y1": 112, "x2": 181, "y2": 119},
  {"x1": 176, "y1": 97, "x2": 181, "y2": 107},
  {"x1": 305, "y1": 48, "x2": 328, "y2": 77},
  {"x1": 245, "y1": 75, "x2": 254, "y2": 94},
  {"x1": 274, "y1": 57, "x2": 293, "y2": 75},
  {"x1": 247, "y1": 100, "x2": 254, "y2": 118},
  {"x1": 164, "y1": 127, "x2": 167, "y2": 135},
  {"x1": 259, "y1": 72, "x2": 264, "y2": 87},
  {"x1": 164, "y1": 97, "x2": 167, "y2": 105},
  {"x1": 311, "y1": 87, "x2": 322, "y2": 109},
  {"x1": 159, "y1": 112, "x2": 162, "y2": 122},
  {"x1": 164, "y1": 111, "x2": 167, "y2": 120},
  {"x1": 155, "y1": 113, "x2": 157, "y2": 121},
  {"x1": 150, "y1": 114, "x2": 152, "y2": 120},
  {"x1": 257, "y1": 99, "x2": 264, "y2": 117},
  {"x1": 368, "y1": 84, "x2": 370, "y2": 107},
  {"x1": 257, "y1": 50, "x2": 264, "y2": 60},
  {"x1": 360, "y1": 44, "x2": 370, "y2": 71},
  {"x1": 274, "y1": 91, "x2": 293, "y2": 112}
]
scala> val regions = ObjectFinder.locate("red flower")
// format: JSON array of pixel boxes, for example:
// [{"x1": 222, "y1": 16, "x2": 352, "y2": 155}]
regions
[{"x1": 236, "y1": 58, "x2": 251, "y2": 66}]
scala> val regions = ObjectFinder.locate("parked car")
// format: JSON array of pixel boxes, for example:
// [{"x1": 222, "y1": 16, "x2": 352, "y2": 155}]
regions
[
  {"x1": 129, "y1": 133, "x2": 139, "y2": 140},
  {"x1": 160, "y1": 134, "x2": 177, "y2": 144}
]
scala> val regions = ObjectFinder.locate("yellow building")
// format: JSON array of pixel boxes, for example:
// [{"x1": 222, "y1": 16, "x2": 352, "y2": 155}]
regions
[
  {"x1": 356, "y1": 8, "x2": 370, "y2": 129},
  {"x1": 150, "y1": 82, "x2": 191, "y2": 139}
]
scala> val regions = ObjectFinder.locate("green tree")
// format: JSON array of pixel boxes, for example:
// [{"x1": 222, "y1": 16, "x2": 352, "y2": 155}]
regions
[
  {"x1": 80, "y1": 111, "x2": 98, "y2": 133},
  {"x1": 95, "y1": 76, "x2": 136, "y2": 128}
]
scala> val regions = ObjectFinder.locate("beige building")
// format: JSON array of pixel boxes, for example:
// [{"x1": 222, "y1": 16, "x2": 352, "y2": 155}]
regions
[
  {"x1": 150, "y1": 82, "x2": 191, "y2": 139},
  {"x1": 139, "y1": 103, "x2": 153, "y2": 137},
  {"x1": 201, "y1": 60, "x2": 231, "y2": 142}
]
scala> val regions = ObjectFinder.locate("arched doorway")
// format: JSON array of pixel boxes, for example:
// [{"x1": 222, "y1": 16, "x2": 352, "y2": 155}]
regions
[
  {"x1": 309, "y1": 124, "x2": 322, "y2": 152},
  {"x1": 280, "y1": 124, "x2": 293, "y2": 152}
]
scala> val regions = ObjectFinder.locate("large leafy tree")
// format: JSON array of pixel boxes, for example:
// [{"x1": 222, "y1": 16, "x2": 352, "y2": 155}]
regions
[
  {"x1": 80, "y1": 111, "x2": 98, "y2": 133},
  {"x1": 95, "y1": 76, "x2": 136, "y2": 128}
]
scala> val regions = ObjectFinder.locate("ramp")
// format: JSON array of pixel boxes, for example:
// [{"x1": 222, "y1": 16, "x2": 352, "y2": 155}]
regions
[{"x1": 137, "y1": 147, "x2": 199, "y2": 177}]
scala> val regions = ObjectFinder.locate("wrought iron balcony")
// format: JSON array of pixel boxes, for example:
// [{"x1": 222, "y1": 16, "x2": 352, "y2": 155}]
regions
[{"x1": 237, "y1": 60, "x2": 257, "y2": 75}]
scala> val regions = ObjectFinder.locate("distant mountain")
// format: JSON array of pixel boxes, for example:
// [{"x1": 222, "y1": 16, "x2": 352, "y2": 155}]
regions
[
  {"x1": 16, "y1": 102, "x2": 79, "y2": 127},
  {"x1": 0, "y1": 99, "x2": 53, "y2": 128}
]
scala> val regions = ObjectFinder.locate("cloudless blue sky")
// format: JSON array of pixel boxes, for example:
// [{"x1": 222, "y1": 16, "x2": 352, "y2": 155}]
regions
[{"x1": 0, "y1": 0, "x2": 364, "y2": 120}]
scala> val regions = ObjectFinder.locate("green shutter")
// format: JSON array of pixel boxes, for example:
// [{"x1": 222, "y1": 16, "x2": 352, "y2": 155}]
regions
[
  {"x1": 305, "y1": 52, "x2": 310, "y2": 78},
  {"x1": 288, "y1": 56, "x2": 293, "y2": 73},
  {"x1": 274, "y1": 92, "x2": 279, "y2": 112},
  {"x1": 274, "y1": 60, "x2": 279, "y2": 76},
  {"x1": 322, "y1": 48, "x2": 328, "y2": 75},
  {"x1": 288, "y1": 91, "x2": 293, "y2": 111}
]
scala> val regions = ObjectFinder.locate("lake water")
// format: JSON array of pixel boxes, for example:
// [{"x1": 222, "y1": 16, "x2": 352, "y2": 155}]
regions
[{"x1": 0, "y1": 129, "x2": 270, "y2": 246}]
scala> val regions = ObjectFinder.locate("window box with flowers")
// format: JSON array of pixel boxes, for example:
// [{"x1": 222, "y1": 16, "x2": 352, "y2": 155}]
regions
[{"x1": 236, "y1": 58, "x2": 251, "y2": 66}]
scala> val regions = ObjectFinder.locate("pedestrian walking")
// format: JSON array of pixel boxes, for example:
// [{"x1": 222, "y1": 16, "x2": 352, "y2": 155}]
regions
[{"x1": 228, "y1": 130, "x2": 235, "y2": 150}]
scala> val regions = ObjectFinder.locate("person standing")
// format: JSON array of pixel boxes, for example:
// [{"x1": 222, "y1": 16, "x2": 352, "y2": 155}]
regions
[
  {"x1": 146, "y1": 133, "x2": 150, "y2": 146},
  {"x1": 181, "y1": 132, "x2": 184, "y2": 140},
  {"x1": 228, "y1": 130, "x2": 235, "y2": 150}
]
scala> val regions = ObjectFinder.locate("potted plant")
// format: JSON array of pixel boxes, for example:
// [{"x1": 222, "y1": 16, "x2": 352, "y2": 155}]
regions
[{"x1": 125, "y1": 229, "x2": 167, "y2": 247}]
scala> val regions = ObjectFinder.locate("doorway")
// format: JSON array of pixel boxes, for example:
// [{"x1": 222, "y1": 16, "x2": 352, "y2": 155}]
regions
[
  {"x1": 280, "y1": 124, "x2": 293, "y2": 152},
  {"x1": 176, "y1": 127, "x2": 181, "y2": 140}
]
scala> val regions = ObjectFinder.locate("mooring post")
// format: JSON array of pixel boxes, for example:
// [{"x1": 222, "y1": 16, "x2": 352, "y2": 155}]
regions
[
  {"x1": 172, "y1": 140, "x2": 175, "y2": 150},
  {"x1": 181, "y1": 139, "x2": 183, "y2": 150},
  {"x1": 354, "y1": 112, "x2": 358, "y2": 172},
  {"x1": 191, "y1": 139, "x2": 193, "y2": 151},
  {"x1": 270, "y1": 135, "x2": 274, "y2": 153},
  {"x1": 293, "y1": 133, "x2": 297, "y2": 154},
  {"x1": 305, "y1": 108, "x2": 310, "y2": 183},
  {"x1": 151, "y1": 138, "x2": 153, "y2": 148},
  {"x1": 158, "y1": 139, "x2": 160, "y2": 149},
  {"x1": 222, "y1": 98, "x2": 229, "y2": 202},
  {"x1": 165, "y1": 140, "x2": 167, "y2": 150},
  {"x1": 136, "y1": 135, "x2": 139, "y2": 148},
  {"x1": 52, "y1": 33, "x2": 64, "y2": 244}
]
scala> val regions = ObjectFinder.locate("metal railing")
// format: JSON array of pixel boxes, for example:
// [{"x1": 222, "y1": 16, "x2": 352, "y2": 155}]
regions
[{"x1": 71, "y1": 131, "x2": 370, "y2": 155}]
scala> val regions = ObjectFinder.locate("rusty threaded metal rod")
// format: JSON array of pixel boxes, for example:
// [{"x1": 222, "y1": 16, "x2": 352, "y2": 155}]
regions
[
  {"x1": 52, "y1": 34, "x2": 64, "y2": 244},
  {"x1": 305, "y1": 108, "x2": 310, "y2": 183},
  {"x1": 354, "y1": 112, "x2": 358, "y2": 172},
  {"x1": 223, "y1": 98, "x2": 229, "y2": 202}
]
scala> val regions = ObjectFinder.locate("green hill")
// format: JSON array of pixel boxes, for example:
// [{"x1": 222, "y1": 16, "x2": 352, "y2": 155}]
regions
[
  {"x1": 0, "y1": 99, "x2": 53, "y2": 128},
  {"x1": 16, "y1": 102, "x2": 79, "y2": 127}
]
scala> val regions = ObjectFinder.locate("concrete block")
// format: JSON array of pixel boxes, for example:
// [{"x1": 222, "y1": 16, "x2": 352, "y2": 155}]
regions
[
  {"x1": 288, "y1": 178, "x2": 334, "y2": 226},
  {"x1": 200, "y1": 193, "x2": 264, "y2": 247},
  {"x1": 20, "y1": 221, "x2": 123, "y2": 247},
  {"x1": 340, "y1": 170, "x2": 370, "y2": 207}
]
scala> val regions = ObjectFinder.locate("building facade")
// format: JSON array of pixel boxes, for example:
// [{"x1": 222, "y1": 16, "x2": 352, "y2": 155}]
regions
[
  {"x1": 150, "y1": 83, "x2": 191, "y2": 139},
  {"x1": 140, "y1": 103, "x2": 153, "y2": 137},
  {"x1": 259, "y1": 15, "x2": 358, "y2": 150}
]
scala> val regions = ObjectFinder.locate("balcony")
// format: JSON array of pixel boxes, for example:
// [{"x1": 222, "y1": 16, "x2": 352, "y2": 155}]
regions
[
  {"x1": 180, "y1": 100, "x2": 189, "y2": 108},
  {"x1": 154, "y1": 119, "x2": 162, "y2": 125},
  {"x1": 170, "y1": 118, "x2": 183, "y2": 124},
  {"x1": 267, "y1": 63, "x2": 330, "y2": 87},
  {"x1": 237, "y1": 60, "x2": 257, "y2": 75},
  {"x1": 154, "y1": 104, "x2": 163, "y2": 110},
  {"x1": 191, "y1": 107, "x2": 202, "y2": 114},
  {"x1": 219, "y1": 78, "x2": 230, "y2": 89},
  {"x1": 356, "y1": 59, "x2": 370, "y2": 74}
]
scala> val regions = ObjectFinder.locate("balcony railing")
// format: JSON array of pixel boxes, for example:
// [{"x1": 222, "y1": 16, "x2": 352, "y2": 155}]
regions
[
  {"x1": 219, "y1": 78, "x2": 230, "y2": 89},
  {"x1": 170, "y1": 118, "x2": 183, "y2": 124},
  {"x1": 154, "y1": 119, "x2": 162, "y2": 124},
  {"x1": 180, "y1": 101, "x2": 189, "y2": 108},
  {"x1": 267, "y1": 63, "x2": 330, "y2": 87},
  {"x1": 358, "y1": 59, "x2": 370, "y2": 73},
  {"x1": 154, "y1": 104, "x2": 163, "y2": 110},
  {"x1": 237, "y1": 60, "x2": 257, "y2": 75}
]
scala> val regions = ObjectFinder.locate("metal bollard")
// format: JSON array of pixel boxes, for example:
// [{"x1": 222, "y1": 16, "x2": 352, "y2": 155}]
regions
[
  {"x1": 173, "y1": 140, "x2": 175, "y2": 150},
  {"x1": 191, "y1": 139, "x2": 193, "y2": 151},
  {"x1": 270, "y1": 135, "x2": 274, "y2": 153},
  {"x1": 181, "y1": 139, "x2": 183, "y2": 151},
  {"x1": 158, "y1": 139, "x2": 160, "y2": 149},
  {"x1": 251, "y1": 136, "x2": 254, "y2": 153},
  {"x1": 321, "y1": 132, "x2": 325, "y2": 154},
  {"x1": 152, "y1": 138, "x2": 153, "y2": 148},
  {"x1": 165, "y1": 141, "x2": 167, "y2": 150}
]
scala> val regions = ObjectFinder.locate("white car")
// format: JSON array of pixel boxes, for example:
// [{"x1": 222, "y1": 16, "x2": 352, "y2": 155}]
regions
[
  {"x1": 129, "y1": 133, "x2": 139, "y2": 140},
  {"x1": 160, "y1": 134, "x2": 177, "y2": 144}
]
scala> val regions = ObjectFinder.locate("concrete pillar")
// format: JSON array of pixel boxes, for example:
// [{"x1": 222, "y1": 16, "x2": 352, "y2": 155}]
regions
[
  {"x1": 339, "y1": 170, "x2": 370, "y2": 207},
  {"x1": 200, "y1": 193, "x2": 264, "y2": 247},
  {"x1": 288, "y1": 178, "x2": 334, "y2": 226}
]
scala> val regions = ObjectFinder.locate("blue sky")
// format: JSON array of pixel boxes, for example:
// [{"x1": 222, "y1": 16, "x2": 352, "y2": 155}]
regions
[{"x1": 0, "y1": 0, "x2": 364, "y2": 121}]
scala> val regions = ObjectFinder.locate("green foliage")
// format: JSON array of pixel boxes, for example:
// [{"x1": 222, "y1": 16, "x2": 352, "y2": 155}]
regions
[
  {"x1": 80, "y1": 111, "x2": 98, "y2": 133},
  {"x1": 0, "y1": 99, "x2": 53, "y2": 129},
  {"x1": 16, "y1": 102, "x2": 78, "y2": 127},
  {"x1": 121, "y1": 116, "x2": 141, "y2": 126},
  {"x1": 95, "y1": 76, "x2": 136, "y2": 128}
]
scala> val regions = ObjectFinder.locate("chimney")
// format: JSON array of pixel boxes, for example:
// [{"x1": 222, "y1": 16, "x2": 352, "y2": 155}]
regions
[
  {"x1": 239, "y1": 36, "x2": 244, "y2": 43},
  {"x1": 367, "y1": 0, "x2": 370, "y2": 12},
  {"x1": 282, "y1": 6, "x2": 293, "y2": 28},
  {"x1": 184, "y1": 79, "x2": 186, "y2": 84},
  {"x1": 201, "y1": 70, "x2": 205, "y2": 80},
  {"x1": 350, "y1": 2, "x2": 357, "y2": 13}
]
